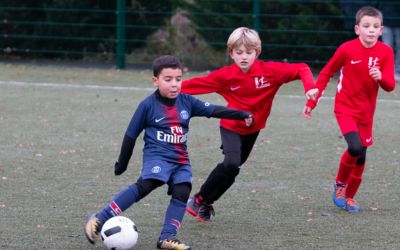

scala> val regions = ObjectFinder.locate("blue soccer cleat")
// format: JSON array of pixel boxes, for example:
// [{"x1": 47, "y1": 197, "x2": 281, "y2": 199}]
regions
[
  {"x1": 333, "y1": 182, "x2": 347, "y2": 208},
  {"x1": 345, "y1": 198, "x2": 360, "y2": 213}
]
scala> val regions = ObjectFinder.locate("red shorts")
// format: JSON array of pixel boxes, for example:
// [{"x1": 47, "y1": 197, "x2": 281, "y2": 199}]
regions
[{"x1": 335, "y1": 114, "x2": 373, "y2": 147}]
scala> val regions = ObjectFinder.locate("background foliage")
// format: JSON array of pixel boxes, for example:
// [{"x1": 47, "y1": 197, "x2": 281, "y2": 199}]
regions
[{"x1": 0, "y1": 0, "x2": 397, "y2": 68}]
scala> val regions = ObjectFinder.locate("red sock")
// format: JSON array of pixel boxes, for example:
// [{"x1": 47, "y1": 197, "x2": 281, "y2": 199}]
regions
[
  {"x1": 336, "y1": 150, "x2": 358, "y2": 184},
  {"x1": 346, "y1": 164, "x2": 365, "y2": 198}
]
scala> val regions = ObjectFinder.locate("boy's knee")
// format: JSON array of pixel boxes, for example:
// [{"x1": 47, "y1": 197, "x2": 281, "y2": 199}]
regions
[
  {"x1": 171, "y1": 183, "x2": 191, "y2": 202},
  {"x1": 347, "y1": 144, "x2": 363, "y2": 157},
  {"x1": 223, "y1": 153, "x2": 241, "y2": 169}
]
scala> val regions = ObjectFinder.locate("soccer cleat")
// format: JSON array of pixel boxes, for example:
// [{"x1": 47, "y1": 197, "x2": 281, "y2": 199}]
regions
[
  {"x1": 157, "y1": 239, "x2": 191, "y2": 250},
  {"x1": 186, "y1": 196, "x2": 202, "y2": 217},
  {"x1": 197, "y1": 204, "x2": 215, "y2": 222},
  {"x1": 345, "y1": 198, "x2": 360, "y2": 213},
  {"x1": 84, "y1": 213, "x2": 103, "y2": 244},
  {"x1": 332, "y1": 182, "x2": 347, "y2": 208}
]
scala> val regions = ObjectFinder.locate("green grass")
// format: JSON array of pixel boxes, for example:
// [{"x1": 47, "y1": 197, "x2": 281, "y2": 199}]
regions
[{"x1": 0, "y1": 62, "x2": 399, "y2": 249}]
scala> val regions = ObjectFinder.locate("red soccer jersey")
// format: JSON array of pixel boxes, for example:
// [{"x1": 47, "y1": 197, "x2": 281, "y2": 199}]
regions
[
  {"x1": 308, "y1": 38, "x2": 395, "y2": 123},
  {"x1": 181, "y1": 60, "x2": 316, "y2": 135}
]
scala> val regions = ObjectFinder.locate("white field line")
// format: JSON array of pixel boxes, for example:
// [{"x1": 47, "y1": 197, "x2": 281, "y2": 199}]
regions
[
  {"x1": 1, "y1": 80, "x2": 399, "y2": 104},
  {"x1": 0, "y1": 80, "x2": 154, "y2": 92}
]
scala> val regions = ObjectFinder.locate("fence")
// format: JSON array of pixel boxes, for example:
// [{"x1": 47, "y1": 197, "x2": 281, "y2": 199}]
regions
[{"x1": 1, "y1": 0, "x2": 399, "y2": 69}]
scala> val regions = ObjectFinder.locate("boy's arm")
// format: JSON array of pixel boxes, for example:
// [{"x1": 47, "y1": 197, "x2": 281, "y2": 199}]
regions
[
  {"x1": 114, "y1": 102, "x2": 147, "y2": 175},
  {"x1": 305, "y1": 46, "x2": 345, "y2": 111},
  {"x1": 269, "y1": 62, "x2": 318, "y2": 100},
  {"x1": 303, "y1": 70, "x2": 332, "y2": 118},
  {"x1": 181, "y1": 70, "x2": 224, "y2": 95},
  {"x1": 298, "y1": 63, "x2": 317, "y2": 94},
  {"x1": 376, "y1": 50, "x2": 396, "y2": 92},
  {"x1": 114, "y1": 135, "x2": 136, "y2": 175},
  {"x1": 210, "y1": 105, "x2": 254, "y2": 127}
]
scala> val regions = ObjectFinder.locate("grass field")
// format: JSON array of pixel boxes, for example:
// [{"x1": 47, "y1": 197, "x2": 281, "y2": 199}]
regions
[{"x1": 0, "y1": 62, "x2": 399, "y2": 249}]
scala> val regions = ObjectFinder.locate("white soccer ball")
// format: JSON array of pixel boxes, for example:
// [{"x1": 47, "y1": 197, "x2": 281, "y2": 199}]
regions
[{"x1": 100, "y1": 216, "x2": 138, "y2": 250}]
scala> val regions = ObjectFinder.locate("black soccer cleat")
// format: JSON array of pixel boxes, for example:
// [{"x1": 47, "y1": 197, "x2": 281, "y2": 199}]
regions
[{"x1": 197, "y1": 204, "x2": 215, "y2": 222}]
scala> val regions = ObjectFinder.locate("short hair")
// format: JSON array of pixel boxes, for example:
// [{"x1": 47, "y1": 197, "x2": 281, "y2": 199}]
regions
[
  {"x1": 227, "y1": 27, "x2": 262, "y2": 56},
  {"x1": 355, "y1": 6, "x2": 383, "y2": 25},
  {"x1": 152, "y1": 55, "x2": 182, "y2": 77}
]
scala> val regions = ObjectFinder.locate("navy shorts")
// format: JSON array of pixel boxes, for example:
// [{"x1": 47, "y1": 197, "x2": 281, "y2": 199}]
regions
[{"x1": 141, "y1": 159, "x2": 192, "y2": 185}]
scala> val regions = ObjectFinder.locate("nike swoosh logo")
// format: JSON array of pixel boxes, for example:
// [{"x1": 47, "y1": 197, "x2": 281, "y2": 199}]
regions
[
  {"x1": 366, "y1": 137, "x2": 372, "y2": 143},
  {"x1": 155, "y1": 117, "x2": 165, "y2": 123},
  {"x1": 351, "y1": 60, "x2": 362, "y2": 64},
  {"x1": 230, "y1": 86, "x2": 240, "y2": 91}
]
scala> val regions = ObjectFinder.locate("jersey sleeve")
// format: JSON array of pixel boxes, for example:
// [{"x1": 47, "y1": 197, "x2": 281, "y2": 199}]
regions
[
  {"x1": 265, "y1": 62, "x2": 316, "y2": 93},
  {"x1": 187, "y1": 95, "x2": 215, "y2": 117},
  {"x1": 210, "y1": 105, "x2": 250, "y2": 120},
  {"x1": 125, "y1": 101, "x2": 148, "y2": 139},
  {"x1": 181, "y1": 69, "x2": 225, "y2": 95},
  {"x1": 378, "y1": 47, "x2": 396, "y2": 92},
  {"x1": 307, "y1": 45, "x2": 346, "y2": 109}
]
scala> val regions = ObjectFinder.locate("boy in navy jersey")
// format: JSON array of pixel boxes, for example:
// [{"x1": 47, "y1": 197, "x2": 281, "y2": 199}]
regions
[
  {"x1": 84, "y1": 55, "x2": 253, "y2": 249},
  {"x1": 304, "y1": 6, "x2": 395, "y2": 212}
]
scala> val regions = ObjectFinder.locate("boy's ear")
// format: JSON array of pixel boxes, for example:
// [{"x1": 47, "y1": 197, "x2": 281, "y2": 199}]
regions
[
  {"x1": 379, "y1": 25, "x2": 384, "y2": 36},
  {"x1": 152, "y1": 76, "x2": 159, "y2": 87},
  {"x1": 354, "y1": 25, "x2": 360, "y2": 35}
]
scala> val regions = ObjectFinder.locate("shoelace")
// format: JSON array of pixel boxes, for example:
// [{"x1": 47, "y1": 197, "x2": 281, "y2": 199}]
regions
[
  {"x1": 335, "y1": 184, "x2": 347, "y2": 199},
  {"x1": 346, "y1": 198, "x2": 357, "y2": 206}
]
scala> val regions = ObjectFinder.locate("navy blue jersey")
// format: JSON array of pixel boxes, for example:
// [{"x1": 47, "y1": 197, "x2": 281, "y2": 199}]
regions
[{"x1": 125, "y1": 92, "x2": 214, "y2": 164}]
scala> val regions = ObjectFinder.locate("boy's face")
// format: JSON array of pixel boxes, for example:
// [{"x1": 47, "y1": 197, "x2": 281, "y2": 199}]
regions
[
  {"x1": 355, "y1": 15, "x2": 383, "y2": 48},
  {"x1": 230, "y1": 44, "x2": 257, "y2": 72},
  {"x1": 152, "y1": 67, "x2": 182, "y2": 99}
]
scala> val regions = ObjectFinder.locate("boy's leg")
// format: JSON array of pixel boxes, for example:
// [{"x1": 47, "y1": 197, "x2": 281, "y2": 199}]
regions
[
  {"x1": 97, "y1": 178, "x2": 163, "y2": 222},
  {"x1": 344, "y1": 163, "x2": 364, "y2": 213},
  {"x1": 158, "y1": 183, "x2": 191, "y2": 249},
  {"x1": 333, "y1": 150, "x2": 356, "y2": 208},
  {"x1": 206, "y1": 130, "x2": 259, "y2": 203},
  {"x1": 333, "y1": 131, "x2": 363, "y2": 208},
  {"x1": 194, "y1": 127, "x2": 243, "y2": 205},
  {"x1": 85, "y1": 179, "x2": 162, "y2": 244},
  {"x1": 187, "y1": 129, "x2": 258, "y2": 223},
  {"x1": 343, "y1": 121, "x2": 372, "y2": 212},
  {"x1": 346, "y1": 147, "x2": 367, "y2": 199},
  {"x1": 336, "y1": 149, "x2": 358, "y2": 184}
]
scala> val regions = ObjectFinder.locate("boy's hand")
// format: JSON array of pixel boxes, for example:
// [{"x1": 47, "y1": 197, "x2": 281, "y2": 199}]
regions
[
  {"x1": 369, "y1": 67, "x2": 382, "y2": 81},
  {"x1": 245, "y1": 114, "x2": 254, "y2": 127},
  {"x1": 305, "y1": 88, "x2": 319, "y2": 101},
  {"x1": 303, "y1": 106, "x2": 313, "y2": 119},
  {"x1": 114, "y1": 161, "x2": 127, "y2": 176}
]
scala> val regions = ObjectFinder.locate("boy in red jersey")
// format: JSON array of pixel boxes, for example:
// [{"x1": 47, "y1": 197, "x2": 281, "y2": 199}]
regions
[
  {"x1": 304, "y1": 6, "x2": 396, "y2": 212},
  {"x1": 181, "y1": 27, "x2": 319, "y2": 222}
]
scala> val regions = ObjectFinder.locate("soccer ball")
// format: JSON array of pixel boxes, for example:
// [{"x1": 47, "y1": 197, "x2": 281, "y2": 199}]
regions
[{"x1": 100, "y1": 216, "x2": 138, "y2": 250}]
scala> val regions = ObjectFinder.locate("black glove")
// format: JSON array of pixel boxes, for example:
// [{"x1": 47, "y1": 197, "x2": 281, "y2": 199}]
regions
[{"x1": 114, "y1": 161, "x2": 127, "y2": 176}]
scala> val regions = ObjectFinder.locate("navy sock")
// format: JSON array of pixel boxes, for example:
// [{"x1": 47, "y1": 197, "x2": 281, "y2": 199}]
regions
[
  {"x1": 159, "y1": 198, "x2": 186, "y2": 240},
  {"x1": 96, "y1": 183, "x2": 140, "y2": 223}
]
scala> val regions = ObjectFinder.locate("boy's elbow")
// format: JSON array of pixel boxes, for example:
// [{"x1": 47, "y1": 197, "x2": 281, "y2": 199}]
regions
[
  {"x1": 384, "y1": 85, "x2": 396, "y2": 92},
  {"x1": 298, "y1": 63, "x2": 311, "y2": 70},
  {"x1": 380, "y1": 79, "x2": 396, "y2": 92}
]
